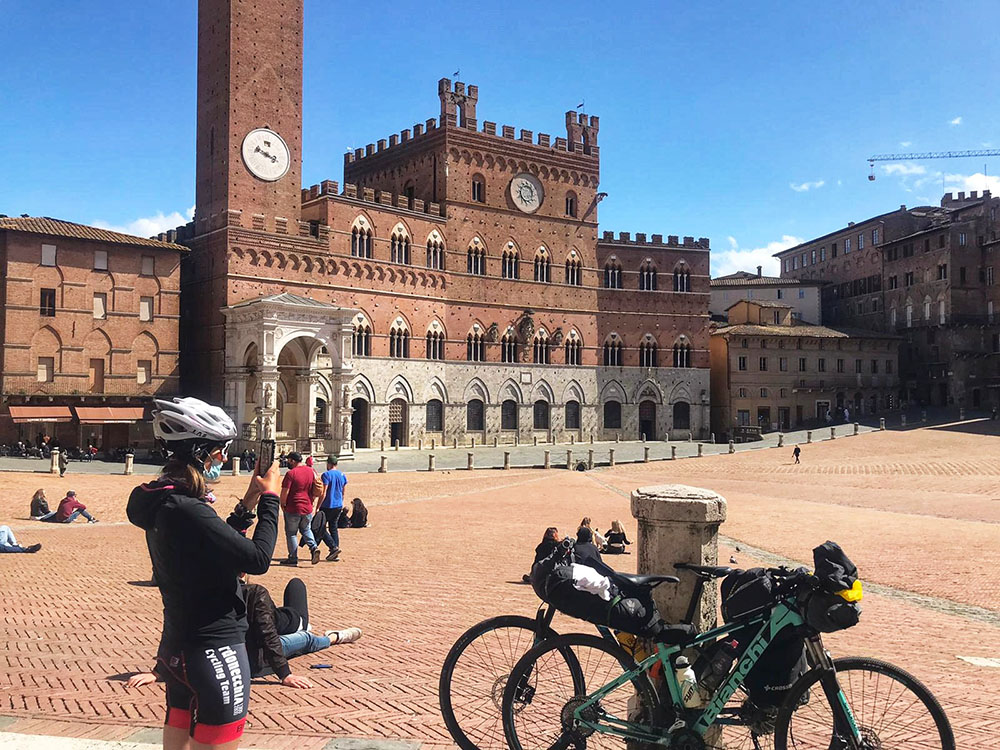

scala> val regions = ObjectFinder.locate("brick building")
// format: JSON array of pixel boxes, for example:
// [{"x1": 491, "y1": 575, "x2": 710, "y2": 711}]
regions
[
  {"x1": 174, "y1": 0, "x2": 712, "y2": 456},
  {"x1": 0, "y1": 217, "x2": 185, "y2": 451},
  {"x1": 710, "y1": 268, "x2": 824, "y2": 324},
  {"x1": 710, "y1": 300, "x2": 900, "y2": 439},
  {"x1": 775, "y1": 191, "x2": 1000, "y2": 409}
]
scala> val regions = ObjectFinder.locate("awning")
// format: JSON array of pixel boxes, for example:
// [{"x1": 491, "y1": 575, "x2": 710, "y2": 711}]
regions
[
  {"x1": 7, "y1": 406, "x2": 74, "y2": 423},
  {"x1": 74, "y1": 406, "x2": 146, "y2": 424}
]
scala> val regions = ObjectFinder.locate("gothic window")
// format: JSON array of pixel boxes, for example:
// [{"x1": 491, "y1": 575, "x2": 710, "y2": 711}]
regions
[
  {"x1": 673, "y1": 263, "x2": 691, "y2": 292},
  {"x1": 565, "y1": 254, "x2": 582, "y2": 286},
  {"x1": 564, "y1": 333, "x2": 583, "y2": 365},
  {"x1": 533, "y1": 400, "x2": 550, "y2": 430},
  {"x1": 533, "y1": 331, "x2": 550, "y2": 364},
  {"x1": 501, "y1": 331, "x2": 519, "y2": 363},
  {"x1": 672, "y1": 339, "x2": 692, "y2": 368},
  {"x1": 426, "y1": 399, "x2": 443, "y2": 432},
  {"x1": 351, "y1": 224, "x2": 373, "y2": 258},
  {"x1": 426, "y1": 236, "x2": 445, "y2": 270},
  {"x1": 673, "y1": 401, "x2": 691, "y2": 430},
  {"x1": 603, "y1": 401, "x2": 622, "y2": 429},
  {"x1": 603, "y1": 336, "x2": 624, "y2": 366},
  {"x1": 466, "y1": 331, "x2": 486, "y2": 362},
  {"x1": 501, "y1": 399, "x2": 519, "y2": 430},
  {"x1": 425, "y1": 329, "x2": 445, "y2": 360},
  {"x1": 565, "y1": 400, "x2": 581, "y2": 430},
  {"x1": 352, "y1": 320, "x2": 372, "y2": 356},
  {"x1": 390, "y1": 231, "x2": 411, "y2": 264},
  {"x1": 471, "y1": 174, "x2": 486, "y2": 203},
  {"x1": 565, "y1": 191, "x2": 577, "y2": 218},
  {"x1": 467, "y1": 244, "x2": 486, "y2": 275},
  {"x1": 603, "y1": 260, "x2": 623, "y2": 289},
  {"x1": 534, "y1": 248, "x2": 551, "y2": 282},
  {"x1": 639, "y1": 338, "x2": 658, "y2": 367},
  {"x1": 502, "y1": 247, "x2": 520, "y2": 279},
  {"x1": 466, "y1": 399, "x2": 485, "y2": 431},
  {"x1": 639, "y1": 261, "x2": 658, "y2": 291},
  {"x1": 389, "y1": 324, "x2": 410, "y2": 358}
]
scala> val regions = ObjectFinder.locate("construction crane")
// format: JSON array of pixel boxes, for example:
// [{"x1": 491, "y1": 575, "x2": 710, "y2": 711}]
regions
[{"x1": 868, "y1": 149, "x2": 1000, "y2": 180}]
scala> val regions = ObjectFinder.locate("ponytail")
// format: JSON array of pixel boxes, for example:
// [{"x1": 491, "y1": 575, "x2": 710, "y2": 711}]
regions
[{"x1": 162, "y1": 458, "x2": 207, "y2": 499}]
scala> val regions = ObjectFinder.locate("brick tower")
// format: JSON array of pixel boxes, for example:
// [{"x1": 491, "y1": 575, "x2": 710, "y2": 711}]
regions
[{"x1": 194, "y1": 0, "x2": 304, "y2": 230}]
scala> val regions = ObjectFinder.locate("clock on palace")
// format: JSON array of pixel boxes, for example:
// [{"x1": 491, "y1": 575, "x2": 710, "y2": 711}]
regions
[
  {"x1": 241, "y1": 128, "x2": 291, "y2": 182},
  {"x1": 509, "y1": 173, "x2": 544, "y2": 213}
]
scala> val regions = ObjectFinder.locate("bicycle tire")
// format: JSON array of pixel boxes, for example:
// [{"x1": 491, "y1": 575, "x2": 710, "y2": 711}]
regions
[
  {"x1": 774, "y1": 656, "x2": 955, "y2": 749},
  {"x1": 439, "y1": 615, "x2": 559, "y2": 750},
  {"x1": 502, "y1": 631, "x2": 660, "y2": 750}
]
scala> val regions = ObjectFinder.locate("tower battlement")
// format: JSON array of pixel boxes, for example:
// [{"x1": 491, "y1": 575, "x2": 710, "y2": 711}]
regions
[{"x1": 599, "y1": 231, "x2": 710, "y2": 250}]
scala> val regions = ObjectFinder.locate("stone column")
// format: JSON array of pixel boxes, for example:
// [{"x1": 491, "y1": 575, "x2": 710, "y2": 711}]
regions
[
  {"x1": 630, "y1": 484, "x2": 727, "y2": 632},
  {"x1": 257, "y1": 369, "x2": 279, "y2": 440},
  {"x1": 231, "y1": 456, "x2": 240, "y2": 476},
  {"x1": 50, "y1": 449, "x2": 60, "y2": 475},
  {"x1": 124, "y1": 453, "x2": 135, "y2": 476}
]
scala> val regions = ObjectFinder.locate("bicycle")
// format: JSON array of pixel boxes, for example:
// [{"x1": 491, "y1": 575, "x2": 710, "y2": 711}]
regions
[{"x1": 500, "y1": 565, "x2": 954, "y2": 749}]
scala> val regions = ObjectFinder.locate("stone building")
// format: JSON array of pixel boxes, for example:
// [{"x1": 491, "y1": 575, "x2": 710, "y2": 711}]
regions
[
  {"x1": 775, "y1": 191, "x2": 1000, "y2": 409},
  {"x1": 173, "y1": 0, "x2": 712, "y2": 457},
  {"x1": 0, "y1": 217, "x2": 185, "y2": 451},
  {"x1": 710, "y1": 268, "x2": 824, "y2": 324},
  {"x1": 710, "y1": 300, "x2": 900, "y2": 439}
]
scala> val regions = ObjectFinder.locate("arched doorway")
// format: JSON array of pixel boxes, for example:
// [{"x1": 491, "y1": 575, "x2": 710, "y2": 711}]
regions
[
  {"x1": 389, "y1": 398, "x2": 409, "y2": 447},
  {"x1": 639, "y1": 400, "x2": 656, "y2": 440},
  {"x1": 351, "y1": 398, "x2": 369, "y2": 449}
]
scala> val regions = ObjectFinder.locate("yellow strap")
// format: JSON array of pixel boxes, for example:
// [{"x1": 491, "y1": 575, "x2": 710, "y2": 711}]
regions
[{"x1": 836, "y1": 580, "x2": 863, "y2": 602}]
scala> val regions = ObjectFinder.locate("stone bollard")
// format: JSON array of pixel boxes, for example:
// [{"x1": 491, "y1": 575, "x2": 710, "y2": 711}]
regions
[
  {"x1": 688, "y1": 432, "x2": 694, "y2": 442},
  {"x1": 959, "y1": 407, "x2": 966, "y2": 421},
  {"x1": 643, "y1": 446, "x2": 650, "y2": 463},
  {"x1": 503, "y1": 451, "x2": 511, "y2": 470},
  {"x1": 616, "y1": 433, "x2": 621, "y2": 443},
  {"x1": 879, "y1": 417, "x2": 885, "y2": 431},
  {"x1": 50, "y1": 449, "x2": 60, "y2": 475},
  {"x1": 587, "y1": 449, "x2": 594, "y2": 470},
  {"x1": 351, "y1": 440, "x2": 356, "y2": 452},
  {"x1": 901, "y1": 414, "x2": 907, "y2": 427},
  {"x1": 418, "y1": 438, "x2": 423, "y2": 450},
  {"x1": 697, "y1": 443, "x2": 704, "y2": 457},
  {"x1": 544, "y1": 450, "x2": 551, "y2": 469},
  {"x1": 631, "y1": 484, "x2": 727, "y2": 632},
  {"x1": 493, "y1": 436, "x2": 498, "y2": 448},
  {"x1": 453, "y1": 437, "x2": 458, "y2": 449},
  {"x1": 534, "y1": 436, "x2": 538, "y2": 446},
  {"x1": 428, "y1": 454, "x2": 435, "y2": 472},
  {"x1": 671, "y1": 445, "x2": 677, "y2": 460},
  {"x1": 922, "y1": 410, "x2": 928, "y2": 423},
  {"x1": 728, "y1": 441, "x2": 735, "y2": 454},
  {"x1": 380, "y1": 439, "x2": 385, "y2": 451},
  {"x1": 641, "y1": 433, "x2": 646, "y2": 443},
  {"x1": 806, "y1": 430, "x2": 813, "y2": 443},
  {"x1": 431, "y1": 438, "x2": 436, "y2": 449},
  {"x1": 124, "y1": 452, "x2": 134, "y2": 476},
  {"x1": 853, "y1": 422, "x2": 859, "y2": 436},
  {"x1": 514, "y1": 434, "x2": 520, "y2": 447},
  {"x1": 566, "y1": 449, "x2": 573, "y2": 469},
  {"x1": 467, "y1": 452, "x2": 474, "y2": 471},
  {"x1": 570, "y1": 434, "x2": 576, "y2": 445},
  {"x1": 378, "y1": 456, "x2": 387, "y2": 473},
  {"x1": 609, "y1": 449, "x2": 615, "y2": 467},
  {"x1": 471, "y1": 437, "x2": 476, "y2": 448},
  {"x1": 589, "y1": 434, "x2": 594, "y2": 444},
  {"x1": 830, "y1": 427, "x2": 836, "y2": 440},
  {"x1": 231, "y1": 456, "x2": 240, "y2": 476},
  {"x1": 710, "y1": 433, "x2": 715, "y2": 444},
  {"x1": 394, "y1": 440, "x2": 400, "y2": 451},
  {"x1": 777, "y1": 433, "x2": 784, "y2": 447}
]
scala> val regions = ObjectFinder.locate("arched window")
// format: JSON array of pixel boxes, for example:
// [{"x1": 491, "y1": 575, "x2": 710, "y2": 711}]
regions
[
  {"x1": 565, "y1": 191, "x2": 577, "y2": 218},
  {"x1": 352, "y1": 320, "x2": 372, "y2": 356},
  {"x1": 425, "y1": 329, "x2": 445, "y2": 360},
  {"x1": 603, "y1": 336, "x2": 624, "y2": 366},
  {"x1": 501, "y1": 399, "x2": 519, "y2": 430},
  {"x1": 565, "y1": 254, "x2": 582, "y2": 286},
  {"x1": 426, "y1": 399, "x2": 443, "y2": 432},
  {"x1": 351, "y1": 223, "x2": 373, "y2": 258},
  {"x1": 905, "y1": 300, "x2": 913, "y2": 328},
  {"x1": 564, "y1": 333, "x2": 583, "y2": 365},
  {"x1": 466, "y1": 399, "x2": 485, "y2": 431},
  {"x1": 426, "y1": 236, "x2": 445, "y2": 270},
  {"x1": 604, "y1": 260, "x2": 623, "y2": 289},
  {"x1": 467, "y1": 244, "x2": 486, "y2": 275},
  {"x1": 502, "y1": 247, "x2": 520, "y2": 279},
  {"x1": 467, "y1": 331, "x2": 486, "y2": 362},
  {"x1": 923, "y1": 296, "x2": 931, "y2": 321},
  {"x1": 639, "y1": 337, "x2": 658, "y2": 368},
  {"x1": 565, "y1": 400, "x2": 581, "y2": 430},
  {"x1": 533, "y1": 400, "x2": 550, "y2": 430},
  {"x1": 501, "y1": 331, "x2": 519, "y2": 363},
  {"x1": 533, "y1": 331, "x2": 550, "y2": 364},
  {"x1": 534, "y1": 247, "x2": 551, "y2": 282},
  {"x1": 390, "y1": 231, "x2": 411, "y2": 264},
  {"x1": 603, "y1": 401, "x2": 622, "y2": 429},
  {"x1": 673, "y1": 263, "x2": 691, "y2": 292},
  {"x1": 471, "y1": 174, "x2": 486, "y2": 203},
  {"x1": 890, "y1": 306, "x2": 897, "y2": 328},
  {"x1": 672, "y1": 339, "x2": 692, "y2": 368},
  {"x1": 389, "y1": 324, "x2": 410, "y2": 358},
  {"x1": 673, "y1": 401, "x2": 691, "y2": 430},
  {"x1": 639, "y1": 261, "x2": 658, "y2": 291}
]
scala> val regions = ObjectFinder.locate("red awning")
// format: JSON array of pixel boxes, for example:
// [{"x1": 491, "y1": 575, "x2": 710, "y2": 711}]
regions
[
  {"x1": 74, "y1": 406, "x2": 146, "y2": 424},
  {"x1": 8, "y1": 406, "x2": 74, "y2": 423}
]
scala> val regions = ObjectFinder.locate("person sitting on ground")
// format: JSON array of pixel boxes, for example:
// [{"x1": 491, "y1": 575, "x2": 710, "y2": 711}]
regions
[
  {"x1": 0, "y1": 525, "x2": 41, "y2": 553},
  {"x1": 574, "y1": 526, "x2": 604, "y2": 567},
  {"x1": 348, "y1": 496, "x2": 368, "y2": 528},
  {"x1": 43, "y1": 490, "x2": 98, "y2": 523},
  {"x1": 579, "y1": 517, "x2": 606, "y2": 551},
  {"x1": 30, "y1": 489, "x2": 56, "y2": 520},
  {"x1": 603, "y1": 520, "x2": 632, "y2": 554},
  {"x1": 522, "y1": 526, "x2": 561, "y2": 582}
]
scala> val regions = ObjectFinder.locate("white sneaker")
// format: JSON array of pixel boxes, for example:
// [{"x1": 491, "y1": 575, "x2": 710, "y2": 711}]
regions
[{"x1": 325, "y1": 627, "x2": 362, "y2": 645}]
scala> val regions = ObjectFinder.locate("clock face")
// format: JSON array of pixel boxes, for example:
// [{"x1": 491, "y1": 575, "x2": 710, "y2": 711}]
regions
[
  {"x1": 241, "y1": 128, "x2": 291, "y2": 182},
  {"x1": 509, "y1": 173, "x2": 544, "y2": 213}
]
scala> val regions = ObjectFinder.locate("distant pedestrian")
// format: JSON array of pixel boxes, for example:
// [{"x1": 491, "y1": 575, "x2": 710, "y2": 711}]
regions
[
  {"x1": 793, "y1": 445, "x2": 801, "y2": 464},
  {"x1": 316, "y1": 457, "x2": 348, "y2": 561},
  {"x1": 825, "y1": 409, "x2": 832, "y2": 425},
  {"x1": 58, "y1": 449, "x2": 68, "y2": 477},
  {"x1": 280, "y1": 452, "x2": 321, "y2": 566}
]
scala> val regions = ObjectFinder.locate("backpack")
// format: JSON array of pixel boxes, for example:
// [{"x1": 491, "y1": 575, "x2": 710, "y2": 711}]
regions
[{"x1": 804, "y1": 541, "x2": 862, "y2": 633}]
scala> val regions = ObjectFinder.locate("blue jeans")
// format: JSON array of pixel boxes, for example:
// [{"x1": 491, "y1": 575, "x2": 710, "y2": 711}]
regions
[
  {"x1": 284, "y1": 511, "x2": 316, "y2": 558},
  {"x1": 254, "y1": 631, "x2": 332, "y2": 677},
  {"x1": 0, "y1": 525, "x2": 24, "y2": 552},
  {"x1": 316, "y1": 506, "x2": 343, "y2": 550}
]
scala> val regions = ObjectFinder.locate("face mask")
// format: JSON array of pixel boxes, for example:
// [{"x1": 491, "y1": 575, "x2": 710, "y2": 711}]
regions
[{"x1": 204, "y1": 458, "x2": 223, "y2": 482}]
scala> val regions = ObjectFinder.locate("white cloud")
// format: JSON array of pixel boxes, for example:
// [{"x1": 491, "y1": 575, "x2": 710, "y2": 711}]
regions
[
  {"x1": 881, "y1": 163, "x2": 926, "y2": 176},
  {"x1": 943, "y1": 172, "x2": 1000, "y2": 194},
  {"x1": 899, "y1": 141, "x2": 912, "y2": 148},
  {"x1": 789, "y1": 180, "x2": 825, "y2": 192},
  {"x1": 949, "y1": 116, "x2": 962, "y2": 125},
  {"x1": 92, "y1": 205, "x2": 194, "y2": 237},
  {"x1": 712, "y1": 234, "x2": 803, "y2": 278}
]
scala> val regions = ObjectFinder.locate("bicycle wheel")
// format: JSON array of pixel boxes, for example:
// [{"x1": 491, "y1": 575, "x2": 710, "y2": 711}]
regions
[
  {"x1": 775, "y1": 656, "x2": 955, "y2": 749},
  {"x1": 439, "y1": 615, "x2": 559, "y2": 750},
  {"x1": 502, "y1": 632, "x2": 659, "y2": 750}
]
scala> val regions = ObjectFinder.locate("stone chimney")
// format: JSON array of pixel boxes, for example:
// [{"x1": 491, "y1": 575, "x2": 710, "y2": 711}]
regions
[{"x1": 757, "y1": 265, "x2": 762, "y2": 277}]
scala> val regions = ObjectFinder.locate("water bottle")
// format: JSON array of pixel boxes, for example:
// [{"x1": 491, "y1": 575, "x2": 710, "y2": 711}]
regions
[
  {"x1": 674, "y1": 656, "x2": 702, "y2": 708},
  {"x1": 695, "y1": 638, "x2": 740, "y2": 696}
]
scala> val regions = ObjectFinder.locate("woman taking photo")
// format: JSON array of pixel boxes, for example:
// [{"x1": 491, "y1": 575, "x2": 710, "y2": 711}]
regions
[{"x1": 127, "y1": 397, "x2": 281, "y2": 750}]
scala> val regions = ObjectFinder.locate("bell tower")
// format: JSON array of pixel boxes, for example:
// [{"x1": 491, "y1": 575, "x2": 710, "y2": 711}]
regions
[{"x1": 194, "y1": 0, "x2": 303, "y2": 230}]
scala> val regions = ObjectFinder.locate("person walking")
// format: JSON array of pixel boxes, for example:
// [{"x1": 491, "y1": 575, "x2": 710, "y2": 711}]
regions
[
  {"x1": 793, "y1": 445, "x2": 801, "y2": 464},
  {"x1": 279, "y1": 452, "x2": 321, "y2": 566},
  {"x1": 58, "y1": 449, "x2": 68, "y2": 477},
  {"x1": 127, "y1": 396, "x2": 281, "y2": 750},
  {"x1": 0, "y1": 525, "x2": 42, "y2": 553},
  {"x1": 316, "y1": 456, "x2": 348, "y2": 561}
]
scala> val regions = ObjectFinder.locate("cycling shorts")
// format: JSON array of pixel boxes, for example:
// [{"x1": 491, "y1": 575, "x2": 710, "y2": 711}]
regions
[{"x1": 157, "y1": 643, "x2": 251, "y2": 745}]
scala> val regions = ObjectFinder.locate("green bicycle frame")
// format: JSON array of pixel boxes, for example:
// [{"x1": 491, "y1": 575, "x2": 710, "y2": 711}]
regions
[{"x1": 571, "y1": 600, "x2": 863, "y2": 745}]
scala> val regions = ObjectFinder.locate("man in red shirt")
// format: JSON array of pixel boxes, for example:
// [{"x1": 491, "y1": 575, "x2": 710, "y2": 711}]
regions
[
  {"x1": 279, "y1": 452, "x2": 320, "y2": 566},
  {"x1": 46, "y1": 490, "x2": 98, "y2": 524}
]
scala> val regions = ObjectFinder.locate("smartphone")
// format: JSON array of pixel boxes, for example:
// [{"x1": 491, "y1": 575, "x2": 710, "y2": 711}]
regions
[{"x1": 257, "y1": 439, "x2": 276, "y2": 477}]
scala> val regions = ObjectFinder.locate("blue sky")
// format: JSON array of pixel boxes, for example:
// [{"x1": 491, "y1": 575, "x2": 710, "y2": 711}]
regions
[{"x1": 3, "y1": 0, "x2": 999, "y2": 275}]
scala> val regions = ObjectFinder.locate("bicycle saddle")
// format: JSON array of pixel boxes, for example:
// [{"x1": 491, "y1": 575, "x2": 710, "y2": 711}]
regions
[
  {"x1": 614, "y1": 572, "x2": 680, "y2": 588},
  {"x1": 674, "y1": 563, "x2": 732, "y2": 578}
]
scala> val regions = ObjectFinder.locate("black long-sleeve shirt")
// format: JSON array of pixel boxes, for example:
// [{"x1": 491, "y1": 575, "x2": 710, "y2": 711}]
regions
[{"x1": 243, "y1": 583, "x2": 291, "y2": 679}]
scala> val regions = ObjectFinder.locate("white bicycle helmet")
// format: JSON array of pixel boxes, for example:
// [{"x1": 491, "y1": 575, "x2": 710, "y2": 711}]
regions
[{"x1": 152, "y1": 397, "x2": 237, "y2": 463}]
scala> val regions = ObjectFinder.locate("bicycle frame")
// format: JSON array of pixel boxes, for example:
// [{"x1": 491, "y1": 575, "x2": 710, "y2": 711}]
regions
[{"x1": 568, "y1": 599, "x2": 864, "y2": 746}]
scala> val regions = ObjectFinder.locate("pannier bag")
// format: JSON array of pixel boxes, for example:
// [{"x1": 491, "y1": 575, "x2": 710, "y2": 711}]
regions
[
  {"x1": 530, "y1": 548, "x2": 664, "y2": 638},
  {"x1": 804, "y1": 541, "x2": 862, "y2": 633},
  {"x1": 719, "y1": 567, "x2": 807, "y2": 708}
]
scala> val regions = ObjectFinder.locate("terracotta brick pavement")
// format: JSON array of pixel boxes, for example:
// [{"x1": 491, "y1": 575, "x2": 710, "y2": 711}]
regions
[{"x1": 1, "y1": 423, "x2": 998, "y2": 747}]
